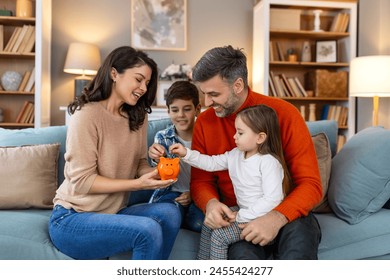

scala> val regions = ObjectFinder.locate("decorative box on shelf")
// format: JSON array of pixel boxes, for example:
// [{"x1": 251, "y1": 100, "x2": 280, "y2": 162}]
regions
[
  {"x1": 270, "y1": 8, "x2": 301, "y2": 31},
  {"x1": 305, "y1": 69, "x2": 347, "y2": 98}
]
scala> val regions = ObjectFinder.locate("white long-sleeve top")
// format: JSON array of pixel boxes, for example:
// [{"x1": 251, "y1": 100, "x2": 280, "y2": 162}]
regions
[{"x1": 183, "y1": 147, "x2": 284, "y2": 222}]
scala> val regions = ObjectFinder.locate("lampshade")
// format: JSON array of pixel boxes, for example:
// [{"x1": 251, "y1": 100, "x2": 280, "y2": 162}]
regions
[
  {"x1": 63, "y1": 42, "x2": 101, "y2": 76},
  {"x1": 349, "y1": 55, "x2": 390, "y2": 97},
  {"x1": 350, "y1": 55, "x2": 390, "y2": 126}
]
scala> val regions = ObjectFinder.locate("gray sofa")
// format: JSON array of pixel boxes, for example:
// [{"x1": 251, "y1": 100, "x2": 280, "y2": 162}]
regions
[{"x1": 1, "y1": 118, "x2": 390, "y2": 260}]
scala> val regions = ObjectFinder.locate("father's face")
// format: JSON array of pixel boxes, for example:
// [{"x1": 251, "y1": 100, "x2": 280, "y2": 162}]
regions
[{"x1": 197, "y1": 75, "x2": 240, "y2": 118}]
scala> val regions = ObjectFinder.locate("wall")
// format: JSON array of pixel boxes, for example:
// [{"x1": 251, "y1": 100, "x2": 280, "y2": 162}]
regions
[
  {"x1": 51, "y1": 0, "x2": 254, "y2": 125},
  {"x1": 357, "y1": 0, "x2": 390, "y2": 130}
]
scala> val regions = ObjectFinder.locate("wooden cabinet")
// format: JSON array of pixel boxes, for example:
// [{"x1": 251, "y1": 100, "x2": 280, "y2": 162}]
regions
[
  {"x1": 0, "y1": 0, "x2": 51, "y2": 128},
  {"x1": 252, "y1": 0, "x2": 357, "y2": 141}
]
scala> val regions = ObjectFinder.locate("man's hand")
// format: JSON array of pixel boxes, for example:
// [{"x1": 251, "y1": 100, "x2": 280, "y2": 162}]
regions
[
  {"x1": 238, "y1": 210, "x2": 288, "y2": 246},
  {"x1": 204, "y1": 198, "x2": 236, "y2": 229}
]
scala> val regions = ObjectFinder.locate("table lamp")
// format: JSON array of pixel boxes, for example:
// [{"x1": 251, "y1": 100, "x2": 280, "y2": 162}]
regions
[
  {"x1": 349, "y1": 55, "x2": 390, "y2": 126},
  {"x1": 64, "y1": 42, "x2": 101, "y2": 98}
]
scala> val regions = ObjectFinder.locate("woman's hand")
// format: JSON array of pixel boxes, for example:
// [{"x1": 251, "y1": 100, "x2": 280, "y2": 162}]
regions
[
  {"x1": 169, "y1": 143, "x2": 187, "y2": 157},
  {"x1": 138, "y1": 169, "x2": 175, "y2": 190}
]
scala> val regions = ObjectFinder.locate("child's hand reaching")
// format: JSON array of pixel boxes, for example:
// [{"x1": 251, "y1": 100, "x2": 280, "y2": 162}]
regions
[
  {"x1": 148, "y1": 143, "x2": 166, "y2": 161},
  {"x1": 169, "y1": 143, "x2": 187, "y2": 157}
]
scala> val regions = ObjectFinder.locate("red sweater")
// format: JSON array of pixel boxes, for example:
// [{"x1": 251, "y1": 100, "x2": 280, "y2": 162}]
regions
[{"x1": 191, "y1": 88, "x2": 322, "y2": 222}]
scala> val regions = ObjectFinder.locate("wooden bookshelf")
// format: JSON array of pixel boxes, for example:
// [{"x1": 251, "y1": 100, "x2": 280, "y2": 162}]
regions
[{"x1": 253, "y1": 0, "x2": 357, "y2": 142}]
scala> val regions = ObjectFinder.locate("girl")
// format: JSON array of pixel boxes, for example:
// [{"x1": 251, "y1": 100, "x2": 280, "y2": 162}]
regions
[
  {"x1": 48, "y1": 46, "x2": 181, "y2": 260},
  {"x1": 170, "y1": 104, "x2": 291, "y2": 260}
]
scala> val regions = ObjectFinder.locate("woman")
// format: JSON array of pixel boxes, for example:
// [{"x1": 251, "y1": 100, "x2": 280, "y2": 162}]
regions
[{"x1": 48, "y1": 46, "x2": 181, "y2": 260}]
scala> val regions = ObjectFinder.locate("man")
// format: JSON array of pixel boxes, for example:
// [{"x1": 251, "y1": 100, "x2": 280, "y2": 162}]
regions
[{"x1": 190, "y1": 45, "x2": 322, "y2": 259}]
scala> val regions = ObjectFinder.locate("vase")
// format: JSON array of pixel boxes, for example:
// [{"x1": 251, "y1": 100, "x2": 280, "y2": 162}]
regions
[
  {"x1": 16, "y1": 0, "x2": 33, "y2": 17},
  {"x1": 309, "y1": 103, "x2": 316, "y2": 121},
  {"x1": 301, "y1": 41, "x2": 312, "y2": 62},
  {"x1": 1, "y1": 71, "x2": 22, "y2": 91}
]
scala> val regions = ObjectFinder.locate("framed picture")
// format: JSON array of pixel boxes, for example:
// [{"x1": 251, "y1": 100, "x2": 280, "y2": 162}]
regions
[
  {"x1": 131, "y1": 0, "x2": 187, "y2": 51},
  {"x1": 156, "y1": 80, "x2": 174, "y2": 106},
  {"x1": 316, "y1": 40, "x2": 337, "y2": 63}
]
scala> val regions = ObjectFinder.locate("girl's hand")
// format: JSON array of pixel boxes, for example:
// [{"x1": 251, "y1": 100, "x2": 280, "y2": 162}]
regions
[
  {"x1": 169, "y1": 143, "x2": 187, "y2": 157},
  {"x1": 175, "y1": 191, "x2": 192, "y2": 206},
  {"x1": 148, "y1": 143, "x2": 166, "y2": 161},
  {"x1": 138, "y1": 169, "x2": 175, "y2": 190}
]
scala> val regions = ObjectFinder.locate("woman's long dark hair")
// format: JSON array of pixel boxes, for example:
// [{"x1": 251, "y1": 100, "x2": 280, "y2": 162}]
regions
[
  {"x1": 237, "y1": 105, "x2": 292, "y2": 195},
  {"x1": 67, "y1": 46, "x2": 158, "y2": 131}
]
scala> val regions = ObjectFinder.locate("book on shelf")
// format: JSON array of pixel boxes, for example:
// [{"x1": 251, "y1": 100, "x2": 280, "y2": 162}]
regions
[
  {"x1": 321, "y1": 105, "x2": 348, "y2": 127},
  {"x1": 275, "y1": 41, "x2": 285, "y2": 61},
  {"x1": 269, "y1": 41, "x2": 276, "y2": 62},
  {"x1": 0, "y1": 25, "x2": 3, "y2": 51},
  {"x1": 280, "y1": 74, "x2": 294, "y2": 97},
  {"x1": 24, "y1": 67, "x2": 35, "y2": 92},
  {"x1": 17, "y1": 25, "x2": 34, "y2": 53},
  {"x1": 337, "y1": 135, "x2": 346, "y2": 153},
  {"x1": 294, "y1": 77, "x2": 308, "y2": 97},
  {"x1": 24, "y1": 102, "x2": 35, "y2": 124},
  {"x1": 268, "y1": 72, "x2": 277, "y2": 96},
  {"x1": 330, "y1": 13, "x2": 350, "y2": 32},
  {"x1": 286, "y1": 77, "x2": 301, "y2": 97},
  {"x1": 10, "y1": 25, "x2": 29, "y2": 53},
  {"x1": 20, "y1": 26, "x2": 35, "y2": 53},
  {"x1": 4, "y1": 26, "x2": 22, "y2": 52},
  {"x1": 273, "y1": 75, "x2": 286, "y2": 97},
  {"x1": 15, "y1": 101, "x2": 29, "y2": 123},
  {"x1": 18, "y1": 70, "x2": 31, "y2": 91}
]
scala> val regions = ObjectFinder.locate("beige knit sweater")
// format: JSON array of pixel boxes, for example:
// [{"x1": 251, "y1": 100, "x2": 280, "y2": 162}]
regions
[{"x1": 54, "y1": 102, "x2": 151, "y2": 214}]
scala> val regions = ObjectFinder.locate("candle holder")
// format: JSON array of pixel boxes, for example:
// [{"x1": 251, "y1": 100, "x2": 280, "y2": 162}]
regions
[{"x1": 313, "y1": 10, "x2": 323, "y2": 32}]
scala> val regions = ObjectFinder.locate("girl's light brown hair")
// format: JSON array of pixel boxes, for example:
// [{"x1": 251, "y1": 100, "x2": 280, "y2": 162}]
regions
[{"x1": 237, "y1": 105, "x2": 292, "y2": 195}]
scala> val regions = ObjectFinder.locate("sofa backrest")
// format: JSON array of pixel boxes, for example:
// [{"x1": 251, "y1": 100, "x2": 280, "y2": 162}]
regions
[{"x1": 0, "y1": 126, "x2": 67, "y2": 186}]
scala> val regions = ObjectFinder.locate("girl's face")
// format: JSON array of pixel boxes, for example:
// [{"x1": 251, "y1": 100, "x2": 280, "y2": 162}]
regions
[
  {"x1": 233, "y1": 115, "x2": 266, "y2": 158},
  {"x1": 168, "y1": 98, "x2": 200, "y2": 135},
  {"x1": 111, "y1": 64, "x2": 152, "y2": 107}
]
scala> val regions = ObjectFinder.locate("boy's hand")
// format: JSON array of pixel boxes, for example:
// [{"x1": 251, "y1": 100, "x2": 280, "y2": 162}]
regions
[
  {"x1": 175, "y1": 191, "x2": 191, "y2": 206},
  {"x1": 148, "y1": 143, "x2": 166, "y2": 161},
  {"x1": 169, "y1": 143, "x2": 187, "y2": 157}
]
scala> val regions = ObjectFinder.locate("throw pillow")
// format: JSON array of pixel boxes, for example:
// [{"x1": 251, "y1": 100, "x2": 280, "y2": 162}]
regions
[
  {"x1": 0, "y1": 143, "x2": 60, "y2": 209},
  {"x1": 328, "y1": 126, "x2": 390, "y2": 224},
  {"x1": 311, "y1": 132, "x2": 332, "y2": 213}
]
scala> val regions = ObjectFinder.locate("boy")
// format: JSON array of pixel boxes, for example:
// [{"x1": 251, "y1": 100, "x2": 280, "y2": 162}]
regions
[{"x1": 148, "y1": 80, "x2": 204, "y2": 232}]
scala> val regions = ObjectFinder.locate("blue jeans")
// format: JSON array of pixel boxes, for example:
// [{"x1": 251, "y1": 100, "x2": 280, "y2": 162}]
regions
[
  {"x1": 227, "y1": 212, "x2": 321, "y2": 260},
  {"x1": 48, "y1": 203, "x2": 181, "y2": 260},
  {"x1": 150, "y1": 189, "x2": 204, "y2": 232}
]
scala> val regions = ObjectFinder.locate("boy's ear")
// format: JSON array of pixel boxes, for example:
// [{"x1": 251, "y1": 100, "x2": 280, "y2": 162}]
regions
[{"x1": 195, "y1": 104, "x2": 202, "y2": 116}]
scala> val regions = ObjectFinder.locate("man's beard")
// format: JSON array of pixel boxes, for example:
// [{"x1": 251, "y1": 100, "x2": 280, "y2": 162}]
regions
[{"x1": 214, "y1": 89, "x2": 240, "y2": 118}]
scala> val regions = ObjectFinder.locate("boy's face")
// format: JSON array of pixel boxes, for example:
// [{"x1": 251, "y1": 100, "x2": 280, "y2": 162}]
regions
[{"x1": 168, "y1": 99, "x2": 200, "y2": 134}]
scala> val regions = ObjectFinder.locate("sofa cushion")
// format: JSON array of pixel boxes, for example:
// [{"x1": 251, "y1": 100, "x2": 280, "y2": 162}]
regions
[
  {"x1": 0, "y1": 126, "x2": 67, "y2": 186},
  {"x1": 306, "y1": 120, "x2": 338, "y2": 157},
  {"x1": 312, "y1": 133, "x2": 332, "y2": 213},
  {"x1": 328, "y1": 126, "x2": 390, "y2": 224},
  {"x1": 0, "y1": 143, "x2": 60, "y2": 209}
]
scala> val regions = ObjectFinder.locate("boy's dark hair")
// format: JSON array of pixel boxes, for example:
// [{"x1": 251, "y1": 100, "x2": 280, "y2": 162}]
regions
[{"x1": 165, "y1": 80, "x2": 200, "y2": 108}]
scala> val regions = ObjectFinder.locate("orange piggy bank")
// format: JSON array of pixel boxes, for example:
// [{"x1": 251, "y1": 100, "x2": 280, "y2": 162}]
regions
[{"x1": 157, "y1": 157, "x2": 180, "y2": 180}]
